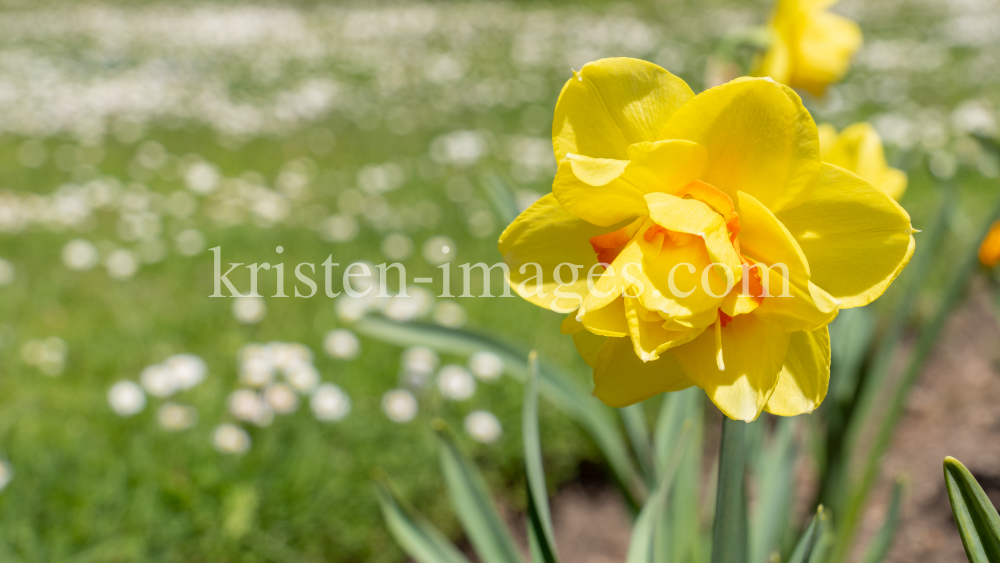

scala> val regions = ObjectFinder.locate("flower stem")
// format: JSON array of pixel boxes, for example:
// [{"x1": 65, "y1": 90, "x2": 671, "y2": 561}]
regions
[{"x1": 712, "y1": 416, "x2": 748, "y2": 563}]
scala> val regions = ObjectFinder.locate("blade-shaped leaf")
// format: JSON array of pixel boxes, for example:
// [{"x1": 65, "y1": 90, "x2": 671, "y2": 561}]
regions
[
  {"x1": 944, "y1": 456, "x2": 1000, "y2": 563},
  {"x1": 653, "y1": 388, "x2": 706, "y2": 563},
  {"x1": 712, "y1": 417, "x2": 748, "y2": 563},
  {"x1": 788, "y1": 506, "x2": 833, "y2": 563},
  {"x1": 434, "y1": 422, "x2": 524, "y2": 563},
  {"x1": 373, "y1": 477, "x2": 473, "y2": 563},
  {"x1": 480, "y1": 170, "x2": 520, "y2": 225},
  {"x1": 621, "y1": 403, "x2": 655, "y2": 488},
  {"x1": 627, "y1": 421, "x2": 692, "y2": 563},
  {"x1": 860, "y1": 477, "x2": 905, "y2": 563},
  {"x1": 523, "y1": 352, "x2": 560, "y2": 563},
  {"x1": 354, "y1": 316, "x2": 646, "y2": 507},
  {"x1": 750, "y1": 418, "x2": 797, "y2": 563}
]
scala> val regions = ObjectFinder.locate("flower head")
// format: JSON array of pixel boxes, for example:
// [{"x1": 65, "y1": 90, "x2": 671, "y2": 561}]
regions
[
  {"x1": 752, "y1": 0, "x2": 862, "y2": 96},
  {"x1": 818, "y1": 122, "x2": 907, "y2": 201},
  {"x1": 498, "y1": 58, "x2": 914, "y2": 421},
  {"x1": 980, "y1": 220, "x2": 1000, "y2": 268}
]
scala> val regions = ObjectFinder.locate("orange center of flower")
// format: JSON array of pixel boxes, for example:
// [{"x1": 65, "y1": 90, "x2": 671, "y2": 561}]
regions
[{"x1": 588, "y1": 180, "x2": 767, "y2": 318}]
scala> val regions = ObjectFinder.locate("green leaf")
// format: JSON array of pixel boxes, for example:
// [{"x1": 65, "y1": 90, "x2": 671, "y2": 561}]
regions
[
  {"x1": 621, "y1": 403, "x2": 655, "y2": 488},
  {"x1": 750, "y1": 418, "x2": 797, "y2": 563},
  {"x1": 788, "y1": 506, "x2": 833, "y2": 563},
  {"x1": 523, "y1": 352, "x2": 560, "y2": 563},
  {"x1": 373, "y1": 476, "x2": 472, "y2": 563},
  {"x1": 626, "y1": 420, "x2": 692, "y2": 563},
  {"x1": 353, "y1": 316, "x2": 646, "y2": 507},
  {"x1": 860, "y1": 477, "x2": 905, "y2": 563},
  {"x1": 711, "y1": 417, "x2": 748, "y2": 563},
  {"x1": 944, "y1": 457, "x2": 1000, "y2": 563},
  {"x1": 653, "y1": 388, "x2": 706, "y2": 563},
  {"x1": 434, "y1": 422, "x2": 524, "y2": 563},
  {"x1": 480, "y1": 170, "x2": 520, "y2": 225}
]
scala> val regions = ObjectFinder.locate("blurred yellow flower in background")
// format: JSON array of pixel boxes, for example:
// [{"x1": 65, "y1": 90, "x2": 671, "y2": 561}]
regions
[
  {"x1": 498, "y1": 58, "x2": 915, "y2": 421},
  {"x1": 980, "y1": 220, "x2": 1000, "y2": 268},
  {"x1": 818, "y1": 122, "x2": 908, "y2": 201},
  {"x1": 753, "y1": 0, "x2": 862, "y2": 97}
]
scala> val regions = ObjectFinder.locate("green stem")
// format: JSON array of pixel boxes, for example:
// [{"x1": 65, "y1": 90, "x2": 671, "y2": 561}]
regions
[{"x1": 712, "y1": 416, "x2": 748, "y2": 563}]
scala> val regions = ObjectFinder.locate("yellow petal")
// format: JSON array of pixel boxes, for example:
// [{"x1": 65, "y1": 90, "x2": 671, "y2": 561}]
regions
[
  {"x1": 765, "y1": 327, "x2": 831, "y2": 416},
  {"x1": 774, "y1": 163, "x2": 915, "y2": 309},
  {"x1": 581, "y1": 224, "x2": 647, "y2": 313},
  {"x1": 789, "y1": 11, "x2": 862, "y2": 97},
  {"x1": 624, "y1": 296, "x2": 704, "y2": 362},
  {"x1": 658, "y1": 77, "x2": 820, "y2": 211},
  {"x1": 592, "y1": 336, "x2": 693, "y2": 407},
  {"x1": 561, "y1": 314, "x2": 608, "y2": 367},
  {"x1": 633, "y1": 224, "x2": 728, "y2": 325},
  {"x1": 671, "y1": 313, "x2": 790, "y2": 421},
  {"x1": 645, "y1": 192, "x2": 743, "y2": 277},
  {"x1": 552, "y1": 155, "x2": 648, "y2": 227},
  {"x1": 734, "y1": 190, "x2": 838, "y2": 331},
  {"x1": 499, "y1": 194, "x2": 609, "y2": 313},
  {"x1": 553, "y1": 58, "x2": 694, "y2": 162},
  {"x1": 735, "y1": 190, "x2": 810, "y2": 279},
  {"x1": 624, "y1": 140, "x2": 709, "y2": 194},
  {"x1": 579, "y1": 295, "x2": 629, "y2": 337},
  {"x1": 820, "y1": 122, "x2": 907, "y2": 201}
]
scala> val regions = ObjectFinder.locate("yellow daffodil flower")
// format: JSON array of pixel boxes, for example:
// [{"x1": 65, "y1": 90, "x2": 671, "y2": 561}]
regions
[
  {"x1": 980, "y1": 220, "x2": 1000, "y2": 268},
  {"x1": 818, "y1": 122, "x2": 907, "y2": 200},
  {"x1": 498, "y1": 58, "x2": 914, "y2": 421},
  {"x1": 752, "y1": 0, "x2": 862, "y2": 97}
]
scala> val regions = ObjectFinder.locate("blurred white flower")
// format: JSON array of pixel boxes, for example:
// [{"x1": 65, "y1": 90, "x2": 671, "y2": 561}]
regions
[
  {"x1": 437, "y1": 365, "x2": 476, "y2": 401},
  {"x1": 175, "y1": 229, "x2": 206, "y2": 256},
  {"x1": 108, "y1": 380, "x2": 146, "y2": 416},
  {"x1": 357, "y1": 162, "x2": 405, "y2": 194},
  {"x1": 311, "y1": 383, "x2": 351, "y2": 421},
  {"x1": 62, "y1": 239, "x2": 99, "y2": 271},
  {"x1": 324, "y1": 329, "x2": 360, "y2": 360},
  {"x1": 335, "y1": 297, "x2": 368, "y2": 322},
  {"x1": 268, "y1": 342, "x2": 312, "y2": 369},
  {"x1": 228, "y1": 389, "x2": 267, "y2": 423},
  {"x1": 165, "y1": 354, "x2": 207, "y2": 390},
  {"x1": 239, "y1": 357, "x2": 274, "y2": 388},
  {"x1": 0, "y1": 258, "x2": 14, "y2": 286},
  {"x1": 382, "y1": 389, "x2": 418, "y2": 423},
  {"x1": 284, "y1": 362, "x2": 320, "y2": 393},
  {"x1": 185, "y1": 161, "x2": 221, "y2": 195},
  {"x1": 21, "y1": 337, "x2": 67, "y2": 376},
  {"x1": 212, "y1": 423, "x2": 251, "y2": 455},
  {"x1": 422, "y1": 236, "x2": 455, "y2": 265},
  {"x1": 469, "y1": 351, "x2": 504, "y2": 382},
  {"x1": 381, "y1": 233, "x2": 413, "y2": 260},
  {"x1": 402, "y1": 346, "x2": 438, "y2": 386},
  {"x1": 434, "y1": 301, "x2": 466, "y2": 328},
  {"x1": 464, "y1": 410, "x2": 502, "y2": 444},
  {"x1": 157, "y1": 402, "x2": 198, "y2": 431},
  {"x1": 319, "y1": 214, "x2": 359, "y2": 243},
  {"x1": 105, "y1": 249, "x2": 139, "y2": 280},
  {"x1": 140, "y1": 364, "x2": 177, "y2": 397},
  {"x1": 264, "y1": 383, "x2": 299, "y2": 414},
  {"x1": 233, "y1": 296, "x2": 266, "y2": 324},
  {"x1": 0, "y1": 460, "x2": 13, "y2": 491},
  {"x1": 430, "y1": 131, "x2": 488, "y2": 167}
]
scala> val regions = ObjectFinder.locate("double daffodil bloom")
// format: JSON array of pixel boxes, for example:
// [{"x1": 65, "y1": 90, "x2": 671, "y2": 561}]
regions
[
  {"x1": 752, "y1": 0, "x2": 862, "y2": 97},
  {"x1": 818, "y1": 122, "x2": 907, "y2": 201},
  {"x1": 498, "y1": 58, "x2": 914, "y2": 421}
]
